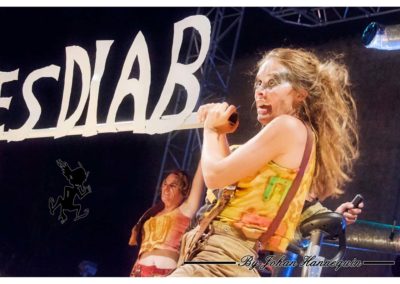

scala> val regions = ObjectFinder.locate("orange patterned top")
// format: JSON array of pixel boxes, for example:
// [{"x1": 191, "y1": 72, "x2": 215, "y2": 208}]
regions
[
  {"x1": 139, "y1": 207, "x2": 191, "y2": 257},
  {"x1": 215, "y1": 141, "x2": 316, "y2": 253}
]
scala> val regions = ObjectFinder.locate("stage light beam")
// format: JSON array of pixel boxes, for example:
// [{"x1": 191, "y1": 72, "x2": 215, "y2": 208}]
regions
[{"x1": 362, "y1": 22, "x2": 400, "y2": 50}]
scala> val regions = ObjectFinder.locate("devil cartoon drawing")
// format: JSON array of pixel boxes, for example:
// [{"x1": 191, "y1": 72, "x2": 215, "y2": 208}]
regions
[{"x1": 49, "y1": 159, "x2": 92, "y2": 224}]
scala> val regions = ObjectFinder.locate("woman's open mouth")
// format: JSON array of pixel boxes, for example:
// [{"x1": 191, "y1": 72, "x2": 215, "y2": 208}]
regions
[{"x1": 257, "y1": 103, "x2": 272, "y2": 115}]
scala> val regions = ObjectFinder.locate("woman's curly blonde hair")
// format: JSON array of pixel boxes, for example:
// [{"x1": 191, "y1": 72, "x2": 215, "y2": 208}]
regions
[{"x1": 258, "y1": 48, "x2": 359, "y2": 201}]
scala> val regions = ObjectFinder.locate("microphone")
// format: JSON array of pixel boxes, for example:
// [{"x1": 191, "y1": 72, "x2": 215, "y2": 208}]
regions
[
  {"x1": 228, "y1": 112, "x2": 238, "y2": 125},
  {"x1": 176, "y1": 110, "x2": 239, "y2": 130}
]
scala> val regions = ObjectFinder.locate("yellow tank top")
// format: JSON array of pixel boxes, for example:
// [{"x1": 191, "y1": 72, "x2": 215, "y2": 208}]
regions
[
  {"x1": 139, "y1": 207, "x2": 190, "y2": 256},
  {"x1": 215, "y1": 142, "x2": 316, "y2": 253}
]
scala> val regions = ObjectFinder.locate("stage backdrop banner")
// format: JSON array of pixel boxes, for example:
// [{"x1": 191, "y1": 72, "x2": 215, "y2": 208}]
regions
[{"x1": 0, "y1": 15, "x2": 210, "y2": 142}]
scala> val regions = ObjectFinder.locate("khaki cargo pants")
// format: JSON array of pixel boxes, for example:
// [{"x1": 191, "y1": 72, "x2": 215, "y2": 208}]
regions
[{"x1": 170, "y1": 223, "x2": 260, "y2": 277}]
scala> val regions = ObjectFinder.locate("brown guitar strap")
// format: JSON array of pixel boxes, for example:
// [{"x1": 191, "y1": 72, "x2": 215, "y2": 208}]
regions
[
  {"x1": 257, "y1": 124, "x2": 314, "y2": 251},
  {"x1": 184, "y1": 186, "x2": 236, "y2": 261}
]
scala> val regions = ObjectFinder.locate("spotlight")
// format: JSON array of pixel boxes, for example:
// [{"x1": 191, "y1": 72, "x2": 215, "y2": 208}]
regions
[{"x1": 362, "y1": 22, "x2": 400, "y2": 50}]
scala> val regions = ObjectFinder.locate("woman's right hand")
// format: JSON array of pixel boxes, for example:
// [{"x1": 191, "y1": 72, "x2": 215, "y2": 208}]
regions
[
  {"x1": 197, "y1": 103, "x2": 216, "y2": 125},
  {"x1": 198, "y1": 103, "x2": 239, "y2": 134}
]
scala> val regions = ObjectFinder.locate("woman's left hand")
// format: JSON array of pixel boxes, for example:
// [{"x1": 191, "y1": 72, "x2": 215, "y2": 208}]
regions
[
  {"x1": 203, "y1": 102, "x2": 239, "y2": 134},
  {"x1": 335, "y1": 202, "x2": 364, "y2": 225}
]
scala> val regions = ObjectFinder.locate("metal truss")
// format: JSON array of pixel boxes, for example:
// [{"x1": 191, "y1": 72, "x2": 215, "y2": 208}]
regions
[
  {"x1": 262, "y1": 7, "x2": 400, "y2": 27},
  {"x1": 153, "y1": 7, "x2": 245, "y2": 204},
  {"x1": 154, "y1": 6, "x2": 400, "y2": 203}
]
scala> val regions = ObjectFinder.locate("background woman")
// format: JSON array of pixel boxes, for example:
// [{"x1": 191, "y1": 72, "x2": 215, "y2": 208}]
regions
[{"x1": 129, "y1": 163, "x2": 203, "y2": 277}]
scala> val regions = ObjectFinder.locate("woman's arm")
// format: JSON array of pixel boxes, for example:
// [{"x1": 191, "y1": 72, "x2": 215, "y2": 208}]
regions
[
  {"x1": 179, "y1": 105, "x2": 232, "y2": 218},
  {"x1": 180, "y1": 161, "x2": 204, "y2": 217},
  {"x1": 201, "y1": 103, "x2": 306, "y2": 189}
]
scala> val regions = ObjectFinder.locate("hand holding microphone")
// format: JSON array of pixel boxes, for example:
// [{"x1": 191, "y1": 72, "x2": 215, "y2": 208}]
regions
[
  {"x1": 335, "y1": 194, "x2": 364, "y2": 225},
  {"x1": 198, "y1": 102, "x2": 239, "y2": 134}
]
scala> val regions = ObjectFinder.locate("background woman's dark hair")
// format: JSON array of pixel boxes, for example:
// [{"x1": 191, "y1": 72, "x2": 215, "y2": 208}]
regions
[{"x1": 166, "y1": 170, "x2": 191, "y2": 198}]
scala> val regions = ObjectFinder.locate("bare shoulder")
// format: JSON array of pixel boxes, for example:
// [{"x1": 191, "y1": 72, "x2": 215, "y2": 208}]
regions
[
  {"x1": 179, "y1": 200, "x2": 197, "y2": 218},
  {"x1": 261, "y1": 115, "x2": 306, "y2": 139},
  {"x1": 263, "y1": 115, "x2": 308, "y2": 168}
]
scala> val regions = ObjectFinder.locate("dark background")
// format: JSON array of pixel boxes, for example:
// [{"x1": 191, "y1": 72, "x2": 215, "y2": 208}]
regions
[{"x1": 0, "y1": 7, "x2": 399, "y2": 276}]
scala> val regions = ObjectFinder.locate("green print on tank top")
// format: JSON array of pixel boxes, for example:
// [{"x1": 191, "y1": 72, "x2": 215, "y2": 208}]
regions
[{"x1": 263, "y1": 176, "x2": 292, "y2": 204}]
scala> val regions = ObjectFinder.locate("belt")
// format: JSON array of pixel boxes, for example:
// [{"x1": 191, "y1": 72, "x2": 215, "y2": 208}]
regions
[
  {"x1": 211, "y1": 220, "x2": 256, "y2": 250},
  {"x1": 131, "y1": 263, "x2": 174, "y2": 277}
]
